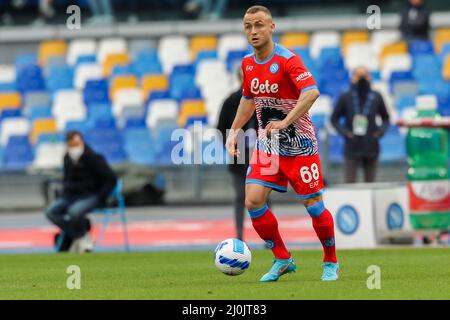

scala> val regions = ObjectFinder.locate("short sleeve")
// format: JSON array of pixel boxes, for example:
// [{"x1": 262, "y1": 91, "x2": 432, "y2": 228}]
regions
[
  {"x1": 241, "y1": 62, "x2": 253, "y2": 99},
  {"x1": 285, "y1": 55, "x2": 318, "y2": 93}
]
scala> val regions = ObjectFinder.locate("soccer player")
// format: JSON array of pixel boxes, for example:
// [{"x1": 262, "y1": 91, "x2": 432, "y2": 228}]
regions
[{"x1": 225, "y1": 5, "x2": 339, "y2": 282}]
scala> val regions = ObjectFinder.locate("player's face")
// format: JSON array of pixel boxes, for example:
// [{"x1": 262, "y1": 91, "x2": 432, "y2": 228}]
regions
[{"x1": 243, "y1": 12, "x2": 275, "y2": 50}]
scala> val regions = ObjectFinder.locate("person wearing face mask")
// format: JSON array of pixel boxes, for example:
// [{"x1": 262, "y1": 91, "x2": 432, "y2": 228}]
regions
[
  {"x1": 331, "y1": 66, "x2": 390, "y2": 183},
  {"x1": 400, "y1": 0, "x2": 430, "y2": 41},
  {"x1": 45, "y1": 130, "x2": 117, "y2": 253}
]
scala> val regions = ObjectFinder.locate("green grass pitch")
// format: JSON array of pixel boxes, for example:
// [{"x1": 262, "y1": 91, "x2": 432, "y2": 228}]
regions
[{"x1": 1, "y1": 247, "x2": 449, "y2": 299}]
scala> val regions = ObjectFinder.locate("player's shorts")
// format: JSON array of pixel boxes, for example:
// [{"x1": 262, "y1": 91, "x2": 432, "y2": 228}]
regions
[{"x1": 245, "y1": 149, "x2": 324, "y2": 200}]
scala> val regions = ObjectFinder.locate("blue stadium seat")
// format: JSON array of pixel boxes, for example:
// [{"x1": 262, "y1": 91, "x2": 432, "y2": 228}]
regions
[
  {"x1": 316, "y1": 47, "x2": 343, "y2": 70},
  {"x1": 380, "y1": 126, "x2": 406, "y2": 162},
  {"x1": 84, "y1": 79, "x2": 109, "y2": 105},
  {"x1": 16, "y1": 64, "x2": 46, "y2": 92},
  {"x1": 132, "y1": 50, "x2": 162, "y2": 76},
  {"x1": 413, "y1": 54, "x2": 441, "y2": 79},
  {"x1": 86, "y1": 129, "x2": 126, "y2": 164},
  {"x1": 36, "y1": 132, "x2": 64, "y2": 145},
  {"x1": 64, "y1": 120, "x2": 91, "y2": 135},
  {"x1": 395, "y1": 94, "x2": 416, "y2": 113},
  {"x1": 46, "y1": 65, "x2": 74, "y2": 93},
  {"x1": 195, "y1": 50, "x2": 218, "y2": 69},
  {"x1": 226, "y1": 50, "x2": 248, "y2": 72},
  {"x1": 147, "y1": 90, "x2": 171, "y2": 103},
  {"x1": 311, "y1": 114, "x2": 327, "y2": 130},
  {"x1": 0, "y1": 109, "x2": 22, "y2": 122},
  {"x1": 94, "y1": 117, "x2": 117, "y2": 130},
  {"x1": 124, "y1": 117, "x2": 146, "y2": 129},
  {"x1": 0, "y1": 82, "x2": 16, "y2": 92},
  {"x1": 75, "y1": 54, "x2": 97, "y2": 66},
  {"x1": 328, "y1": 134, "x2": 344, "y2": 163},
  {"x1": 439, "y1": 43, "x2": 450, "y2": 63},
  {"x1": 153, "y1": 121, "x2": 179, "y2": 165},
  {"x1": 3, "y1": 135, "x2": 33, "y2": 170},
  {"x1": 111, "y1": 65, "x2": 135, "y2": 78},
  {"x1": 15, "y1": 53, "x2": 37, "y2": 69},
  {"x1": 169, "y1": 64, "x2": 201, "y2": 100},
  {"x1": 184, "y1": 115, "x2": 208, "y2": 128},
  {"x1": 389, "y1": 71, "x2": 415, "y2": 93},
  {"x1": 418, "y1": 79, "x2": 450, "y2": 98},
  {"x1": 409, "y1": 40, "x2": 434, "y2": 56},
  {"x1": 27, "y1": 105, "x2": 52, "y2": 122},
  {"x1": 123, "y1": 128, "x2": 156, "y2": 165}
]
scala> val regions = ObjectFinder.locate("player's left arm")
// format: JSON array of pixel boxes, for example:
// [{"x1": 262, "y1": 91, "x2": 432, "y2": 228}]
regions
[{"x1": 266, "y1": 55, "x2": 320, "y2": 135}]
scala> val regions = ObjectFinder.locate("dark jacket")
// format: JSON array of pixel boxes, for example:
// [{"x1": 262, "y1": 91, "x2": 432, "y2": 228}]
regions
[
  {"x1": 63, "y1": 144, "x2": 117, "y2": 204},
  {"x1": 400, "y1": 3, "x2": 430, "y2": 41},
  {"x1": 217, "y1": 88, "x2": 258, "y2": 175},
  {"x1": 331, "y1": 88, "x2": 390, "y2": 160}
]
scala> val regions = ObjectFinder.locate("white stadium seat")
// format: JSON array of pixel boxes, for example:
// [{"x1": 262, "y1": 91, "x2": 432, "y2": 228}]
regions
[
  {"x1": 310, "y1": 31, "x2": 341, "y2": 59},
  {"x1": 97, "y1": 38, "x2": 127, "y2": 63},
  {"x1": 0, "y1": 65, "x2": 16, "y2": 83},
  {"x1": 345, "y1": 43, "x2": 379, "y2": 72},
  {"x1": 217, "y1": 34, "x2": 248, "y2": 61},
  {"x1": 371, "y1": 30, "x2": 401, "y2": 55},
  {"x1": 32, "y1": 142, "x2": 66, "y2": 169},
  {"x1": 381, "y1": 53, "x2": 412, "y2": 80},
  {"x1": 74, "y1": 63, "x2": 103, "y2": 89},
  {"x1": 0, "y1": 118, "x2": 30, "y2": 146},
  {"x1": 146, "y1": 99, "x2": 178, "y2": 128},
  {"x1": 158, "y1": 35, "x2": 190, "y2": 74},
  {"x1": 112, "y1": 88, "x2": 144, "y2": 117},
  {"x1": 67, "y1": 39, "x2": 97, "y2": 65}
]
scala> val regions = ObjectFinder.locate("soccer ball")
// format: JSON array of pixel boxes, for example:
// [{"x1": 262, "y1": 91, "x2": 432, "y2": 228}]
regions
[{"x1": 214, "y1": 238, "x2": 251, "y2": 276}]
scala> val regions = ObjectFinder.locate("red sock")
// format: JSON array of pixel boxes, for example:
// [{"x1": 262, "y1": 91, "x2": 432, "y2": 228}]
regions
[
  {"x1": 249, "y1": 205, "x2": 290, "y2": 259},
  {"x1": 311, "y1": 208, "x2": 337, "y2": 263}
]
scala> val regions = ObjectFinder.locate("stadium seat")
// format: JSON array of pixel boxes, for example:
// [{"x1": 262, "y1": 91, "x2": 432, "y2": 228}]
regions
[
  {"x1": 38, "y1": 40, "x2": 67, "y2": 66},
  {"x1": 434, "y1": 28, "x2": 450, "y2": 54},
  {"x1": 141, "y1": 74, "x2": 169, "y2": 101},
  {"x1": 195, "y1": 50, "x2": 218, "y2": 68},
  {"x1": 0, "y1": 92, "x2": 21, "y2": 110},
  {"x1": 443, "y1": 55, "x2": 450, "y2": 80},
  {"x1": 124, "y1": 128, "x2": 156, "y2": 165},
  {"x1": 178, "y1": 100, "x2": 207, "y2": 127},
  {"x1": 3, "y1": 135, "x2": 33, "y2": 170},
  {"x1": 146, "y1": 99, "x2": 178, "y2": 128},
  {"x1": 309, "y1": 31, "x2": 340, "y2": 59},
  {"x1": 110, "y1": 75, "x2": 138, "y2": 101},
  {"x1": 380, "y1": 42, "x2": 408, "y2": 65},
  {"x1": 395, "y1": 94, "x2": 416, "y2": 113},
  {"x1": 27, "y1": 105, "x2": 52, "y2": 122},
  {"x1": 158, "y1": 35, "x2": 190, "y2": 74},
  {"x1": 32, "y1": 142, "x2": 65, "y2": 169},
  {"x1": 380, "y1": 126, "x2": 406, "y2": 162},
  {"x1": 124, "y1": 117, "x2": 146, "y2": 130},
  {"x1": 328, "y1": 134, "x2": 344, "y2": 163},
  {"x1": 190, "y1": 35, "x2": 217, "y2": 60},
  {"x1": 0, "y1": 109, "x2": 21, "y2": 122},
  {"x1": 0, "y1": 117, "x2": 30, "y2": 146},
  {"x1": 83, "y1": 79, "x2": 109, "y2": 105},
  {"x1": 97, "y1": 38, "x2": 127, "y2": 64},
  {"x1": 16, "y1": 64, "x2": 45, "y2": 92},
  {"x1": 0, "y1": 65, "x2": 16, "y2": 84},
  {"x1": 409, "y1": 40, "x2": 434, "y2": 56},
  {"x1": 195, "y1": 60, "x2": 228, "y2": 89},
  {"x1": 345, "y1": 43, "x2": 379, "y2": 71},
  {"x1": 132, "y1": 50, "x2": 163, "y2": 77},
  {"x1": 74, "y1": 63, "x2": 103, "y2": 89},
  {"x1": 217, "y1": 34, "x2": 249, "y2": 61},
  {"x1": 280, "y1": 32, "x2": 309, "y2": 49},
  {"x1": 370, "y1": 30, "x2": 401, "y2": 56},
  {"x1": 67, "y1": 39, "x2": 97, "y2": 66},
  {"x1": 226, "y1": 50, "x2": 247, "y2": 72},
  {"x1": 46, "y1": 65, "x2": 74, "y2": 93},
  {"x1": 103, "y1": 53, "x2": 130, "y2": 77},
  {"x1": 381, "y1": 53, "x2": 412, "y2": 80},
  {"x1": 30, "y1": 118, "x2": 58, "y2": 144},
  {"x1": 129, "y1": 39, "x2": 158, "y2": 58},
  {"x1": 87, "y1": 103, "x2": 113, "y2": 127},
  {"x1": 112, "y1": 88, "x2": 144, "y2": 119},
  {"x1": 64, "y1": 120, "x2": 90, "y2": 135},
  {"x1": 341, "y1": 30, "x2": 369, "y2": 54},
  {"x1": 75, "y1": 54, "x2": 97, "y2": 66}
]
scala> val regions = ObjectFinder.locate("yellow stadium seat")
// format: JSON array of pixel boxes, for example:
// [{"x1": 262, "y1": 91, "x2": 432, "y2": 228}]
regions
[
  {"x1": 141, "y1": 75, "x2": 169, "y2": 100},
  {"x1": 280, "y1": 32, "x2": 309, "y2": 49},
  {"x1": 443, "y1": 55, "x2": 450, "y2": 80},
  {"x1": 380, "y1": 41, "x2": 408, "y2": 64},
  {"x1": 178, "y1": 100, "x2": 207, "y2": 127},
  {"x1": 109, "y1": 75, "x2": 138, "y2": 100},
  {"x1": 342, "y1": 31, "x2": 369, "y2": 54},
  {"x1": 103, "y1": 53, "x2": 130, "y2": 77},
  {"x1": 38, "y1": 40, "x2": 67, "y2": 66},
  {"x1": 190, "y1": 35, "x2": 218, "y2": 60},
  {"x1": 30, "y1": 118, "x2": 58, "y2": 143},
  {"x1": 435, "y1": 28, "x2": 450, "y2": 54},
  {"x1": 0, "y1": 92, "x2": 21, "y2": 110}
]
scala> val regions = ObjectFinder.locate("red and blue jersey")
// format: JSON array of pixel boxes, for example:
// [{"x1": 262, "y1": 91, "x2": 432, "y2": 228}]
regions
[{"x1": 242, "y1": 43, "x2": 319, "y2": 156}]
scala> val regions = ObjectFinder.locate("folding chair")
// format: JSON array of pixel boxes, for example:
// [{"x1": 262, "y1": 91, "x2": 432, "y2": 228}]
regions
[{"x1": 55, "y1": 179, "x2": 130, "y2": 252}]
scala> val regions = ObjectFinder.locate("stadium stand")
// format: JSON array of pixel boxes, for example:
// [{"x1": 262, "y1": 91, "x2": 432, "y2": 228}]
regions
[{"x1": 1, "y1": 26, "x2": 450, "y2": 171}]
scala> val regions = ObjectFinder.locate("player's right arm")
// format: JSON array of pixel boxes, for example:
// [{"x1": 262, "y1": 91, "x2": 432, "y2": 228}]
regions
[{"x1": 225, "y1": 97, "x2": 255, "y2": 156}]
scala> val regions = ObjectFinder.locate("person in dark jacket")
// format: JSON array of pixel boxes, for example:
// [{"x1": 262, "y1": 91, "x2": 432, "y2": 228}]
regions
[
  {"x1": 331, "y1": 66, "x2": 390, "y2": 183},
  {"x1": 400, "y1": 0, "x2": 430, "y2": 41},
  {"x1": 46, "y1": 130, "x2": 117, "y2": 253},
  {"x1": 217, "y1": 67, "x2": 257, "y2": 240}
]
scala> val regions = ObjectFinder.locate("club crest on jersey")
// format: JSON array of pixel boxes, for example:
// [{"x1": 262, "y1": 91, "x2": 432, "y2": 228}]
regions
[
  {"x1": 250, "y1": 78, "x2": 279, "y2": 95},
  {"x1": 269, "y1": 62, "x2": 279, "y2": 74}
]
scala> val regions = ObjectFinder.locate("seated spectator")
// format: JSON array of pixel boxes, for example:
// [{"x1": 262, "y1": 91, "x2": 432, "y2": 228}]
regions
[{"x1": 46, "y1": 131, "x2": 117, "y2": 253}]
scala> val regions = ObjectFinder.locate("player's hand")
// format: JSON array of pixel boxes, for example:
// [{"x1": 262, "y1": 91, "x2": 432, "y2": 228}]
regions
[
  {"x1": 225, "y1": 131, "x2": 240, "y2": 157},
  {"x1": 265, "y1": 120, "x2": 288, "y2": 137}
]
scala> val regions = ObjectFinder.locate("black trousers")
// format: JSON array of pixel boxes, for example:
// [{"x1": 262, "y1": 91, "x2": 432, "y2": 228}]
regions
[
  {"x1": 230, "y1": 168, "x2": 247, "y2": 241},
  {"x1": 344, "y1": 157, "x2": 378, "y2": 183}
]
